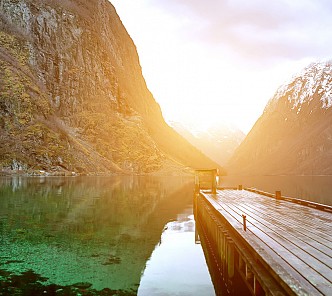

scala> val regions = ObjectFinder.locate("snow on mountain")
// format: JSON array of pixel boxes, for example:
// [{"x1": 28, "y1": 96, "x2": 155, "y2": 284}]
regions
[
  {"x1": 227, "y1": 60, "x2": 332, "y2": 176},
  {"x1": 169, "y1": 121, "x2": 245, "y2": 166},
  {"x1": 266, "y1": 61, "x2": 332, "y2": 114}
]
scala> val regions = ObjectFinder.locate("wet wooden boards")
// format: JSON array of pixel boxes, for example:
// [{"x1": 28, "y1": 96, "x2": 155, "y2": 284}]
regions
[{"x1": 201, "y1": 189, "x2": 332, "y2": 295}]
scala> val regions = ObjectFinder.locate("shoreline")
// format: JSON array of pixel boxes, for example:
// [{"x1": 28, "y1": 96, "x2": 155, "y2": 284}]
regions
[{"x1": 0, "y1": 169, "x2": 196, "y2": 178}]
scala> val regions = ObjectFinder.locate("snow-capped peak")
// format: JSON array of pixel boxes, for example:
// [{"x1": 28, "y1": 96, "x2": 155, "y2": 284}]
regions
[{"x1": 265, "y1": 60, "x2": 332, "y2": 113}]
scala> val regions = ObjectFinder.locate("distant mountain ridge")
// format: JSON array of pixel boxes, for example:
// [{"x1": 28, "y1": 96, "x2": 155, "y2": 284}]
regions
[
  {"x1": 227, "y1": 61, "x2": 332, "y2": 175},
  {"x1": 266, "y1": 61, "x2": 332, "y2": 113},
  {"x1": 0, "y1": 0, "x2": 219, "y2": 175},
  {"x1": 170, "y1": 121, "x2": 245, "y2": 166}
]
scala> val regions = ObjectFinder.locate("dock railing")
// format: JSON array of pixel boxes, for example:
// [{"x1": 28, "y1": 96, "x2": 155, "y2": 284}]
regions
[
  {"x1": 194, "y1": 168, "x2": 332, "y2": 213},
  {"x1": 246, "y1": 187, "x2": 332, "y2": 213},
  {"x1": 194, "y1": 171, "x2": 332, "y2": 295}
]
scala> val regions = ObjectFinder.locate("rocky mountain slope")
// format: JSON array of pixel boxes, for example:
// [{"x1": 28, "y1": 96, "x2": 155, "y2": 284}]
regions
[
  {"x1": 0, "y1": 0, "x2": 219, "y2": 175},
  {"x1": 227, "y1": 61, "x2": 332, "y2": 175},
  {"x1": 170, "y1": 121, "x2": 245, "y2": 166}
]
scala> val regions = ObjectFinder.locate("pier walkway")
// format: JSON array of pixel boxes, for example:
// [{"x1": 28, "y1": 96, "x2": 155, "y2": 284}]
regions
[{"x1": 195, "y1": 186, "x2": 332, "y2": 295}]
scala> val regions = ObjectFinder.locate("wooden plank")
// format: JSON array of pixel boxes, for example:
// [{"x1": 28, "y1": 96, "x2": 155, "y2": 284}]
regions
[
  {"x1": 220, "y1": 199, "x2": 332, "y2": 278},
  {"x1": 231, "y1": 196, "x2": 332, "y2": 258},
  {"x1": 240, "y1": 190, "x2": 332, "y2": 226},
  {"x1": 245, "y1": 187, "x2": 332, "y2": 213},
  {"x1": 201, "y1": 193, "x2": 323, "y2": 295},
  {"x1": 222, "y1": 190, "x2": 332, "y2": 244},
  {"x1": 210, "y1": 196, "x2": 332, "y2": 295},
  {"x1": 234, "y1": 201, "x2": 332, "y2": 258},
  {"x1": 241, "y1": 191, "x2": 332, "y2": 230},
  {"x1": 241, "y1": 189, "x2": 332, "y2": 225},
  {"x1": 201, "y1": 190, "x2": 332, "y2": 294},
  {"x1": 236, "y1": 190, "x2": 332, "y2": 225},
  {"x1": 216, "y1": 190, "x2": 332, "y2": 262},
  {"x1": 218, "y1": 190, "x2": 332, "y2": 252}
]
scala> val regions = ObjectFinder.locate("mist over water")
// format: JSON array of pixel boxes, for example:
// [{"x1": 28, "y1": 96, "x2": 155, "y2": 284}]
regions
[{"x1": 0, "y1": 176, "x2": 214, "y2": 295}]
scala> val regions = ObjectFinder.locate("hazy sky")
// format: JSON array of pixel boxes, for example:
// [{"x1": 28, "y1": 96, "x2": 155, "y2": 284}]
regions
[{"x1": 111, "y1": 0, "x2": 332, "y2": 133}]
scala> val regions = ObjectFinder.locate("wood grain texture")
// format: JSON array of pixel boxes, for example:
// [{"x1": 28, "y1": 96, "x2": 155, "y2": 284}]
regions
[{"x1": 201, "y1": 189, "x2": 332, "y2": 295}]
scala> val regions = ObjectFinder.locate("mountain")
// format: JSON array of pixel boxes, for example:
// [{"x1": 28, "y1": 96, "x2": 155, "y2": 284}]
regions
[
  {"x1": 227, "y1": 61, "x2": 332, "y2": 175},
  {"x1": 0, "y1": 0, "x2": 219, "y2": 175},
  {"x1": 170, "y1": 121, "x2": 245, "y2": 166}
]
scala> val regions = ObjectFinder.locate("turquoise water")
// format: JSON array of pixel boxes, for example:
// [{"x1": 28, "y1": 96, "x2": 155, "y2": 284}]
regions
[{"x1": 0, "y1": 176, "x2": 214, "y2": 295}]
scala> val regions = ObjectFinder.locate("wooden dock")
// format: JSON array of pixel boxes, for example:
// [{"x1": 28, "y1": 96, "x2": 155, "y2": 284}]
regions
[{"x1": 194, "y1": 172, "x2": 332, "y2": 295}]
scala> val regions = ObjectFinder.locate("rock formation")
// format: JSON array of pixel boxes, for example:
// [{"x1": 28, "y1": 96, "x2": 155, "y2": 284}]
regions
[
  {"x1": 227, "y1": 61, "x2": 332, "y2": 175},
  {"x1": 0, "y1": 0, "x2": 219, "y2": 175}
]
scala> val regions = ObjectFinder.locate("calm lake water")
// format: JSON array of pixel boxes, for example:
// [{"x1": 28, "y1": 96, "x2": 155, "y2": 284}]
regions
[
  {"x1": 1, "y1": 175, "x2": 331, "y2": 295},
  {"x1": 221, "y1": 175, "x2": 332, "y2": 206},
  {"x1": 0, "y1": 176, "x2": 214, "y2": 295}
]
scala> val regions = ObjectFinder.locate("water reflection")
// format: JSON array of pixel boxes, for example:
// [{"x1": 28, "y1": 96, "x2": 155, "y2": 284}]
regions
[
  {"x1": 0, "y1": 176, "x2": 214, "y2": 295},
  {"x1": 138, "y1": 208, "x2": 214, "y2": 296},
  {"x1": 221, "y1": 175, "x2": 332, "y2": 206}
]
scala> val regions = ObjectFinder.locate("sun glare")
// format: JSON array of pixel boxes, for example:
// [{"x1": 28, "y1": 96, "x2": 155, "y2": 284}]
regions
[{"x1": 111, "y1": 1, "x2": 317, "y2": 135}]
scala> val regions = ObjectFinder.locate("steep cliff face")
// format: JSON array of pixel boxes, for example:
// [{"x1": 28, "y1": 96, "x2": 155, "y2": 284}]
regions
[
  {"x1": 0, "y1": 0, "x2": 218, "y2": 174},
  {"x1": 227, "y1": 61, "x2": 332, "y2": 175}
]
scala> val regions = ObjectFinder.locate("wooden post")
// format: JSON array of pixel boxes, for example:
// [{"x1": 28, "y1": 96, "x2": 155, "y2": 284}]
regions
[
  {"x1": 212, "y1": 169, "x2": 217, "y2": 194},
  {"x1": 195, "y1": 174, "x2": 200, "y2": 194},
  {"x1": 227, "y1": 240, "x2": 235, "y2": 278},
  {"x1": 246, "y1": 265, "x2": 254, "y2": 288},
  {"x1": 239, "y1": 255, "x2": 245, "y2": 274},
  {"x1": 193, "y1": 194, "x2": 198, "y2": 233},
  {"x1": 217, "y1": 226, "x2": 223, "y2": 266},
  {"x1": 242, "y1": 214, "x2": 247, "y2": 231},
  {"x1": 222, "y1": 231, "x2": 228, "y2": 275},
  {"x1": 254, "y1": 277, "x2": 264, "y2": 296},
  {"x1": 275, "y1": 191, "x2": 281, "y2": 200},
  {"x1": 195, "y1": 224, "x2": 200, "y2": 244}
]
